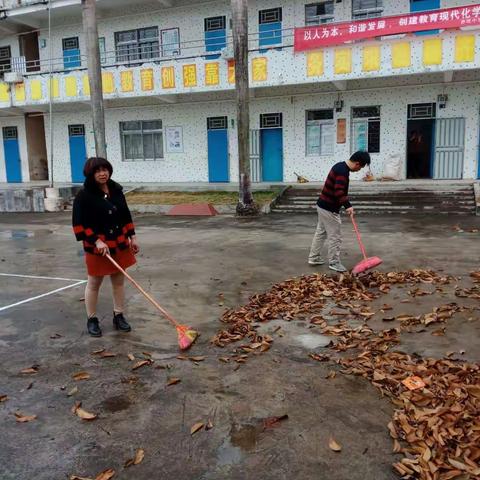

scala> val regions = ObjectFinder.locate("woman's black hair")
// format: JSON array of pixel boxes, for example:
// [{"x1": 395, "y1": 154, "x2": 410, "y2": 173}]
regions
[
  {"x1": 83, "y1": 157, "x2": 113, "y2": 179},
  {"x1": 349, "y1": 151, "x2": 371, "y2": 167}
]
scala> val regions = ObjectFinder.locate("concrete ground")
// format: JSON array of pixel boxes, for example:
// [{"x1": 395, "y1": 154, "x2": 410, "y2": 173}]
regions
[{"x1": 0, "y1": 212, "x2": 479, "y2": 480}]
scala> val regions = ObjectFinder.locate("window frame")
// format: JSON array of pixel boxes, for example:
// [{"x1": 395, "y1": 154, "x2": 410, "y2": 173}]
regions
[
  {"x1": 161, "y1": 27, "x2": 180, "y2": 57},
  {"x1": 120, "y1": 120, "x2": 164, "y2": 162},
  {"x1": 352, "y1": 0, "x2": 383, "y2": 20},
  {"x1": 351, "y1": 106, "x2": 381, "y2": 154},
  {"x1": 305, "y1": 109, "x2": 335, "y2": 156},
  {"x1": 114, "y1": 26, "x2": 160, "y2": 64},
  {"x1": 305, "y1": 2, "x2": 335, "y2": 26}
]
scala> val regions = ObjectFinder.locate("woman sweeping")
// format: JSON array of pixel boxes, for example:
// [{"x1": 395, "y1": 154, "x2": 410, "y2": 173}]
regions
[{"x1": 72, "y1": 157, "x2": 139, "y2": 337}]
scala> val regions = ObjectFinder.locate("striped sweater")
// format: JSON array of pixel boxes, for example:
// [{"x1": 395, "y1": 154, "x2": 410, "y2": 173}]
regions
[{"x1": 317, "y1": 161, "x2": 352, "y2": 213}]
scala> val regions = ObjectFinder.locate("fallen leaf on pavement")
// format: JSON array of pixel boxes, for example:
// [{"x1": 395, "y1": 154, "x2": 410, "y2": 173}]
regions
[
  {"x1": 124, "y1": 448, "x2": 145, "y2": 468},
  {"x1": 401, "y1": 376, "x2": 425, "y2": 391},
  {"x1": 219, "y1": 357, "x2": 230, "y2": 363},
  {"x1": 329, "y1": 437, "x2": 342, "y2": 452},
  {"x1": 132, "y1": 360, "x2": 153, "y2": 371},
  {"x1": 325, "y1": 371, "x2": 336, "y2": 379},
  {"x1": 263, "y1": 414, "x2": 288, "y2": 429},
  {"x1": 0, "y1": 395, "x2": 8, "y2": 402},
  {"x1": 91, "y1": 348, "x2": 105, "y2": 355},
  {"x1": 191, "y1": 422, "x2": 204, "y2": 435},
  {"x1": 206, "y1": 419, "x2": 214, "y2": 430},
  {"x1": 127, "y1": 353, "x2": 135, "y2": 362},
  {"x1": 72, "y1": 402, "x2": 97, "y2": 421},
  {"x1": 99, "y1": 351, "x2": 116, "y2": 358},
  {"x1": 70, "y1": 476, "x2": 94, "y2": 480},
  {"x1": 309, "y1": 353, "x2": 330, "y2": 362},
  {"x1": 67, "y1": 387, "x2": 78, "y2": 397},
  {"x1": 20, "y1": 366, "x2": 38, "y2": 374},
  {"x1": 72, "y1": 372, "x2": 90, "y2": 381},
  {"x1": 95, "y1": 469, "x2": 115, "y2": 480},
  {"x1": 14, "y1": 412, "x2": 37, "y2": 423},
  {"x1": 189, "y1": 356, "x2": 205, "y2": 362},
  {"x1": 166, "y1": 378, "x2": 181, "y2": 386}
]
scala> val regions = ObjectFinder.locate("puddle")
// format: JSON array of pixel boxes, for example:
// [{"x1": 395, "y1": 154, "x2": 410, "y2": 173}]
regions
[
  {"x1": 294, "y1": 333, "x2": 331, "y2": 349},
  {"x1": 217, "y1": 422, "x2": 262, "y2": 466},
  {"x1": 100, "y1": 395, "x2": 132, "y2": 413}
]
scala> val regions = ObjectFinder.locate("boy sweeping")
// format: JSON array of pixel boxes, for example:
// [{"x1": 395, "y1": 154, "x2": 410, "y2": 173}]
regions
[{"x1": 308, "y1": 151, "x2": 371, "y2": 272}]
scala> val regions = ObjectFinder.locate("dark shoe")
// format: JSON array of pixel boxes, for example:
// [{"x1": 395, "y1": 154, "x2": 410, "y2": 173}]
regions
[
  {"x1": 113, "y1": 312, "x2": 131, "y2": 332},
  {"x1": 87, "y1": 317, "x2": 102, "y2": 337}
]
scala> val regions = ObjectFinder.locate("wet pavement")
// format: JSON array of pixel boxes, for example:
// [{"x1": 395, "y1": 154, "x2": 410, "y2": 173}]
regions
[{"x1": 0, "y1": 212, "x2": 479, "y2": 480}]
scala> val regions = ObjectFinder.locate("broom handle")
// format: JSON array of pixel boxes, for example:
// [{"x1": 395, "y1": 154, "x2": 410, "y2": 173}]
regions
[
  {"x1": 350, "y1": 214, "x2": 368, "y2": 261},
  {"x1": 106, "y1": 254, "x2": 179, "y2": 328}
]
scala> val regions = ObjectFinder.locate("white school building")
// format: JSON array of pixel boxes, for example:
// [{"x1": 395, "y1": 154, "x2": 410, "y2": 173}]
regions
[{"x1": 0, "y1": 0, "x2": 479, "y2": 185}]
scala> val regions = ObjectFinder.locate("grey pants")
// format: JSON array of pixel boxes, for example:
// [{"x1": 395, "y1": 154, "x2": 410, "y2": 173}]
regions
[{"x1": 308, "y1": 206, "x2": 342, "y2": 264}]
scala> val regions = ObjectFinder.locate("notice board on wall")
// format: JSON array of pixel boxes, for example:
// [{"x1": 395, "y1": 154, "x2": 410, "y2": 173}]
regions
[{"x1": 337, "y1": 119, "x2": 346, "y2": 144}]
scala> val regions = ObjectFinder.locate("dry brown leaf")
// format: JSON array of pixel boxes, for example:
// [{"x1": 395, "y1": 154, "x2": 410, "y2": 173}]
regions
[
  {"x1": 95, "y1": 469, "x2": 115, "y2": 480},
  {"x1": 329, "y1": 437, "x2": 342, "y2": 452},
  {"x1": 70, "y1": 476, "x2": 94, "y2": 480},
  {"x1": 0, "y1": 395, "x2": 8, "y2": 402},
  {"x1": 219, "y1": 357, "x2": 230, "y2": 363},
  {"x1": 189, "y1": 356, "x2": 205, "y2": 362},
  {"x1": 72, "y1": 372, "x2": 90, "y2": 381},
  {"x1": 124, "y1": 449, "x2": 145, "y2": 468},
  {"x1": 127, "y1": 353, "x2": 135, "y2": 361},
  {"x1": 166, "y1": 377, "x2": 181, "y2": 387},
  {"x1": 190, "y1": 422, "x2": 204, "y2": 435},
  {"x1": 20, "y1": 367, "x2": 38, "y2": 374},
  {"x1": 263, "y1": 414, "x2": 288, "y2": 429},
  {"x1": 99, "y1": 351, "x2": 116, "y2": 358},
  {"x1": 73, "y1": 403, "x2": 97, "y2": 421},
  {"x1": 67, "y1": 386, "x2": 78, "y2": 397},
  {"x1": 206, "y1": 419, "x2": 214, "y2": 430},
  {"x1": 91, "y1": 348, "x2": 105, "y2": 355},
  {"x1": 132, "y1": 360, "x2": 153, "y2": 371},
  {"x1": 14, "y1": 412, "x2": 37, "y2": 423}
]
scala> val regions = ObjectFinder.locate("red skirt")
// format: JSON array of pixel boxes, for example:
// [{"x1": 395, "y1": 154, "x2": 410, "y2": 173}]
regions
[{"x1": 85, "y1": 248, "x2": 136, "y2": 277}]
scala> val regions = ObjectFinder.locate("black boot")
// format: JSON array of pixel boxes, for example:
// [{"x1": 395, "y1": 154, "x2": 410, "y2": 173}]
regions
[
  {"x1": 113, "y1": 312, "x2": 131, "y2": 332},
  {"x1": 87, "y1": 317, "x2": 102, "y2": 337}
]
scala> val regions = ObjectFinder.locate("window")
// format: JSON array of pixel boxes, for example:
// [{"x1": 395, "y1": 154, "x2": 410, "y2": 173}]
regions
[
  {"x1": 161, "y1": 28, "x2": 180, "y2": 57},
  {"x1": 3, "y1": 126, "x2": 18, "y2": 139},
  {"x1": 205, "y1": 16, "x2": 226, "y2": 31},
  {"x1": 204, "y1": 16, "x2": 227, "y2": 55},
  {"x1": 115, "y1": 27, "x2": 159, "y2": 63},
  {"x1": 68, "y1": 125, "x2": 85, "y2": 137},
  {"x1": 408, "y1": 103, "x2": 436, "y2": 119},
  {"x1": 0, "y1": 46, "x2": 12, "y2": 72},
  {"x1": 120, "y1": 120, "x2": 163, "y2": 161},
  {"x1": 259, "y1": 7, "x2": 282, "y2": 47},
  {"x1": 305, "y1": 2, "x2": 334, "y2": 25},
  {"x1": 260, "y1": 113, "x2": 282, "y2": 129},
  {"x1": 98, "y1": 37, "x2": 106, "y2": 64},
  {"x1": 306, "y1": 110, "x2": 334, "y2": 156},
  {"x1": 207, "y1": 116, "x2": 228, "y2": 130},
  {"x1": 352, "y1": 0, "x2": 383, "y2": 20},
  {"x1": 352, "y1": 106, "x2": 380, "y2": 153}
]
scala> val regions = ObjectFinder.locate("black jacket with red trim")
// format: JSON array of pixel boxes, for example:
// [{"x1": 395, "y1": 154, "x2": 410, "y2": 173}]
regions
[
  {"x1": 72, "y1": 179, "x2": 135, "y2": 255},
  {"x1": 317, "y1": 161, "x2": 352, "y2": 214}
]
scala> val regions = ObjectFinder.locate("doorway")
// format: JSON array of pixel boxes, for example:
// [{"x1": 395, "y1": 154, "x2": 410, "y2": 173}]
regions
[
  {"x1": 68, "y1": 124, "x2": 87, "y2": 183},
  {"x1": 407, "y1": 103, "x2": 435, "y2": 179},
  {"x1": 260, "y1": 113, "x2": 283, "y2": 182},
  {"x1": 19, "y1": 32, "x2": 40, "y2": 72},
  {"x1": 2, "y1": 126, "x2": 22, "y2": 183},
  {"x1": 207, "y1": 116, "x2": 229, "y2": 182},
  {"x1": 25, "y1": 114, "x2": 48, "y2": 180}
]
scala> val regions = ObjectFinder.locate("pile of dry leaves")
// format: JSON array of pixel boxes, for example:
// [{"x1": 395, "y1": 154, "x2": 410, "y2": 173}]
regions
[{"x1": 212, "y1": 269, "x2": 480, "y2": 479}]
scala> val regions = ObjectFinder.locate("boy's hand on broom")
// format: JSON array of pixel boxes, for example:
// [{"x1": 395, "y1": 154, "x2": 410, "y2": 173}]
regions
[
  {"x1": 95, "y1": 239, "x2": 110, "y2": 256},
  {"x1": 129, "y1": 236, "x2": 140, "y2": 255},
  {"x1": 346, "y1": 207, "x2": 354, "y2": 216}
]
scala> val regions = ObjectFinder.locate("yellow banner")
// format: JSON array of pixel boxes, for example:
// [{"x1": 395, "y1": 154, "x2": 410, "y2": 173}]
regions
[
  {"x1": 15, "y1": 83, "x2": 26, "y2": 102},
  {"x1": 82, "y1": 75, "x2": 90, "y2": 96},
  {"x1": 183, "y1": 64, "x2": 197, "y2": 87},
  {"x1": 48, "y1": 78, "x2": 59, "y2": 98},
  {"x1": 102, "y1": 72, "x2": 115, "y2": 94},
  {"x1": 362, "y1": 45, "x2": 380, "y2": 72},
  {"x1": 252, "y1": 57, "x2": 267, "y2": 82},
  {"x1": 161, "y1": 66, "x2": 175, "y2": 88},
  {"x1": 205, "y1": 62, "x2": 219, "y2": 86},
  {"x1": 30, "y1": 79, "x2": 43, "y2": 100},
  {"x1": 423, "y1": 38, "x2": 442, "y2": 66},
  {"x1": 307, "y1": 51, "x2": 324, "y2": 77},
  {"x1": 65, "y1": 77, "x2": 77, "y2": 97},
  {"x1": 120, "y1": 71, "x2": 134, "y2": 92},
  {"x1": 334, "y1": 48, "x2": 352, "y2": 75},
  {"x1": 391, "y1": 42, "x2": 411, "y2": 69},
  {"x1": 228, "y1": 60, "x2": 235, "y2": 84},
  {"x1": 455, "y1": 35, "x2": 475, "y2": 63},
  {"x1": 0, "y1": 83, "x2": 9, "y2": 102},
  {"x1": 140, "y1": 69, "x2": 154, "y2": 91}
]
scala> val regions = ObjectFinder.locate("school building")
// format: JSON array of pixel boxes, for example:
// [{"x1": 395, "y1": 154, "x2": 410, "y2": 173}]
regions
[{"x1": 0, "y1": 0, "x2": 479, "y2": 185}]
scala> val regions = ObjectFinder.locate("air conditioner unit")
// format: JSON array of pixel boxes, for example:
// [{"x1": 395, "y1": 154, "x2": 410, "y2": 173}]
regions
[
  {"x1": 221, "y1": 46, "x2": 234, "y2": 60},
  {"x1": 4, "y1": 71, "x2": 24, "y2": 83}
]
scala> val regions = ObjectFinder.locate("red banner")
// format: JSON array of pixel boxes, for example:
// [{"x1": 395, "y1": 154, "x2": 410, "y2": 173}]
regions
[{"x1": 295, "y1": 4, "x2": 480, "y2": 52}]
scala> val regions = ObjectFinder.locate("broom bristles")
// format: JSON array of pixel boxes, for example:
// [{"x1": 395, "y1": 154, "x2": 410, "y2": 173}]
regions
[{"x1": 177, "y1": 326, "x2": 198, "y2": 350}]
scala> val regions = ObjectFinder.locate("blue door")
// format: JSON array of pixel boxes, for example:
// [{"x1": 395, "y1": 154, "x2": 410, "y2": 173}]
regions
[
  {"x1": 259, "y1": 8, "x2": 282, "y2": 49},
  {"x1": 63, "y1": 37, "x2": 81, "y2": 69},
  {"x1": 69, "y1": 125, "x2": 87, "y2": 183},
  {"x1": 261, "y1": 128, "x2": 283, "y2": 182},
  {"x1": 204, "y1": 16, "x2": 226, "y2": 59},
  {"x1": 410, "y1": 0, "x2": 440, "y2": 35},
  {"x1": 3, "y1": 126, "x2": 22, "y2": 183},
  {"x1": 207, "y1": 117, "x2": 229, "y2": 182}
]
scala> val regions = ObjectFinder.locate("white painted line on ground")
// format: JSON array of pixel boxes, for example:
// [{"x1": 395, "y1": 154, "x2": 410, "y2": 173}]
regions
[
  {"x1": 0, "y1": 280, "x2": 87, "y2": 313},
  {"x1": 0, "y1": 273, "x2": 86, "y2": 282}
]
